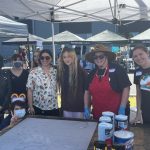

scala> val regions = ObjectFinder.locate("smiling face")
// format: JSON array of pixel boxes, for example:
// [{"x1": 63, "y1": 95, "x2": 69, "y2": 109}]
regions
[
  {"x1": 132, "y1": 48, "x2": 150, "y2": 68},
  {"x1": 40, "y1": 52, "x2": 52, "y2": 67},
  {"x1": 62, "y1": 51, "x2": 74, "y2": 66},
  {"x1": 93, "y1": 52, "x2": 108, "y2": 69}
]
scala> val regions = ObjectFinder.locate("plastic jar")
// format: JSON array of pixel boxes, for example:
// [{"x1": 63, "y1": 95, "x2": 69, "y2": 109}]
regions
[
  {"x1": 115, "y1": 114, "x2": 128, "y2": 130},
  {"x1": 98, "y1": 122, "x2": 113, "y2": 142}
]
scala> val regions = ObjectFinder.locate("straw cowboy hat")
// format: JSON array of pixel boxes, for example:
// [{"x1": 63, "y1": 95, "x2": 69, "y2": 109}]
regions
[{"x1": 85, "y1": 44, "x2": 116, "y2": 63}]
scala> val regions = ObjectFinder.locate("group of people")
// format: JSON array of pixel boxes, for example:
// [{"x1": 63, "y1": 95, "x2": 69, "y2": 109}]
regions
[{"x1": 0, "y1": 43, "x2": 150, "y2": 131}]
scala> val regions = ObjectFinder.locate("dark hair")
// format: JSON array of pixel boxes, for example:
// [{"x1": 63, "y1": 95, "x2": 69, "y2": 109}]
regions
[
  {"x1": 11, "y1": 100, "x2": 26, "y2": 111},
  {"x1": 11, "y1": 54, "x2": 23, "y2": 61},
  {"x1": 39, "y1": 49, "x2": 53, "y2": 65},
  {"x1": 131, "y1": 44, "x2": 148, "y2": 57}
]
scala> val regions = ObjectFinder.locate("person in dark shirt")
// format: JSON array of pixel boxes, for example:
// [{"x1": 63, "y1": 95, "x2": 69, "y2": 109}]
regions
[
  {"x1": 0, "y1": 55, "x2": 11, "y2": 123},
  {"x1": 132, "y1": 44, "x2": 150, "y2": 124},
  {"x1": 9, "y1": 54, "x2": 29, "y2": 106},
  {"x1": 57, "y1": 47, "x2": 87, "y2": 119},
  {"x1": 84, "y1": 44, "x2": 131, "y2": 120}
]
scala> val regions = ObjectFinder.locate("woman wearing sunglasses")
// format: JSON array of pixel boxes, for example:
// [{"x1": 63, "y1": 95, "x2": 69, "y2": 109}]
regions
[
  {"x1": 27, "y1": 50, "x2": 59, "y2": 116},
  {"x1": 84, "y1": 44, "x2": 131, "y2": 120}
]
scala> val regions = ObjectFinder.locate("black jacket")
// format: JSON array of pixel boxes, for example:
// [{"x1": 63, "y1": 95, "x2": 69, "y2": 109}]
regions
[{"x1": 0, "y1": 69, "x2": 11, "y2": 112}]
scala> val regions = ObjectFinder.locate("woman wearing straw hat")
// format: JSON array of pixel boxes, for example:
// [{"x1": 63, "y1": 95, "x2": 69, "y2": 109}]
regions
[{"x1": 84, "y1": 44, "x2": 131, "y2": 120}]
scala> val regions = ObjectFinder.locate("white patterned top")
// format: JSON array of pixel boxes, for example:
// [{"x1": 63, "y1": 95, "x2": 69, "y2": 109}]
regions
[{"x1": 26, "y1": 66, "x2": 58, "y2": 110}]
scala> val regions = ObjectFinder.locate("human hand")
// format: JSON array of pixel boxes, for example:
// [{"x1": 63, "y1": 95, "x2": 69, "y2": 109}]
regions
[
  {"x1": 84, "y1": 107, "x2": 90, "y2": 119},
  {"x1": 118, "y1": 105, "x2": 126, "y2": 115},
  {"x1": 28, "y1": 106, "x2": 35, "y2": 115},
  {"x1": 10, "y1": 115, "x2": 19, "y2": 127}
]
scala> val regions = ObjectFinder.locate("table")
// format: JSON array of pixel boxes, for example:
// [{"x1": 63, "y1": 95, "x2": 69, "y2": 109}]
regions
[{"x1": 0, "y1": 116, "x2": 97, "y2": 150}]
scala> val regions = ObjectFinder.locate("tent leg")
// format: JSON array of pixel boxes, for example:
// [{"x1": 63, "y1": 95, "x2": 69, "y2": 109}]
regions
[{"x1": 51, "y1": 22, "x2": 56, "y2": 65}]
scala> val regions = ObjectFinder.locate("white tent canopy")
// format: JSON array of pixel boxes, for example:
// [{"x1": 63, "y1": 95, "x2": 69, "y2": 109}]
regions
[
  {"x1": 0, "y1": 15, "x2": 28, "y2": 37},
  {"x1": 130, "y1": 28, "x2": 150, "y2": 40},
  {"x1": 1, "y1": 0, "x2": 150, "y2": 64},
  {"x1": 3, "y1": 34, "x2": 45, "y2": 44},
  {"x1": 0, "y1": 0, "x2": 150, "y2": 23},
  {"x1": 45, "y1": 31, "x2": 84, "y2": 43},
  {"x1": 86, "y1": 30, "x2": 128, "y2": 42}
]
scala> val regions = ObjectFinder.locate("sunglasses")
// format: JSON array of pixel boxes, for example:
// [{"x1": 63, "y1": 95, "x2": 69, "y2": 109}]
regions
[
  {"x1": 94, "y1": 54, "x2": 106, "y2": 60},
  {"x1": 40, "y1": 56, "x2": 50, "y2": 60}
]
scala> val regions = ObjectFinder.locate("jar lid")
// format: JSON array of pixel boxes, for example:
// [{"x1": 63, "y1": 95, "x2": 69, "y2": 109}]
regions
[
  {"x1": 114, "y1": 130, "x2": 134, "y2": 139},
  {"x1": 115, "y1": 114, "x2": 128, "y2": 121},
  {"x1": 102, "y1": 111, "x2": 114, "y2": 117},
  {"x1": 99, "y1": 116, "x2": 111, "y2": 122},
  {"x1": 99, "y1": 122, "x2": 113, "y2": 129}
]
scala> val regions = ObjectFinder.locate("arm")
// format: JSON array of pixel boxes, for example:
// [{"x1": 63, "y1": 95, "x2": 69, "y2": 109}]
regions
[
  {"x1": 118, "y1": 86, "x2": 130, "y2": 115},
  {"x1": 84, "y1": 90, "x2": 91, "y2": 108},
  {"x1": 120, "y1": 86, "x2": 130, "y2": 107},
  {"x1": 84, "y1": 90, "x2": 91, "y2": 119},
  {"x1": 27, "y1": 88, "x2": 35, "y2": 115},
  {"x1": 2, "y1": 75, "x2": 12, "y2": 111}
]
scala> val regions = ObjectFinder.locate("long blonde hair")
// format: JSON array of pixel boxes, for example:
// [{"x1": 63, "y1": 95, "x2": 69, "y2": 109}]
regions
[{"x1": 57, "y1": 47, "x2": 78, "y2": 95}]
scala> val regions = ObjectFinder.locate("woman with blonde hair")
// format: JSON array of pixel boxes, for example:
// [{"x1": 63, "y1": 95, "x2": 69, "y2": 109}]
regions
[{"x1": 57, "y1": 47, "x2": 87, "y2": 119}]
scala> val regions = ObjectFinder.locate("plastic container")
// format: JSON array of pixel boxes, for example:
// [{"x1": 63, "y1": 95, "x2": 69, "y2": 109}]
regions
[
  {"x1": 115, "y1": 114, "x2": 128, "y2": 130},
  {"x1": 99, "y1": 116, "x2": 112, "y2": 123},
  {"x1": 98, "y1": 122, "x2": 113, "y2": 142},
  {"x1": 102, "y1": 111, "x2": 115, "y2": 125},
  {"x1": 114, "y1": 130, "x2": 134, "y2": 144}
]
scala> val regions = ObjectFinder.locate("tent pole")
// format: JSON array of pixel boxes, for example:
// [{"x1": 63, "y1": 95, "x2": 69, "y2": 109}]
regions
[
  {"x1": 51, "y1": 22, "x2": 56, "y2": 65},
  {"x1": 80, "y1": 45, "x2": 83, "y2": 60},
  {"x1": 50, "y1": 8, "x2": 56, "y2": 65},
  {"x1": 27, "y1": 37, "x2": 30, "y2": 68}
]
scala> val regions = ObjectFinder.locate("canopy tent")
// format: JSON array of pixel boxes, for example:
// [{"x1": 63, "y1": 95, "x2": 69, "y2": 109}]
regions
[
  {"x1": 3, "y1": 34, "x2": 45, "y2": 44},
  {"x1": 1, "y1": 0, "x2": 150, "y2": 64},
  {"x1": 86, "y1": 30, "x2": 128, "y2": 43},
  {"x1": 130, "y1": 28, "x2": 150, "y2": 40},
  {"x1": 45, "y1": 31, "x2": 85, "y2": 43},
  {"x1": 0, "y1": 15, "x2": 28, "y2": 38},
  {"x1": 0, "y1": 0, "x2": 150, "y2": 23}
]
